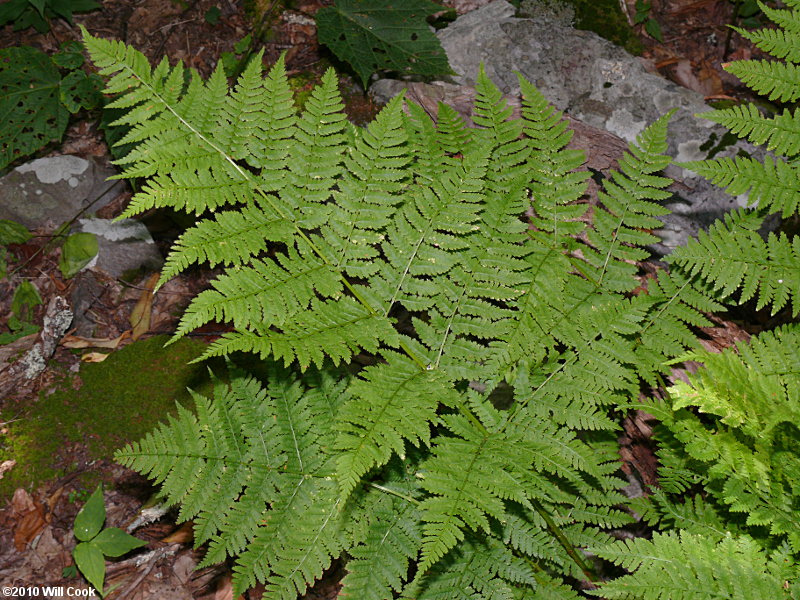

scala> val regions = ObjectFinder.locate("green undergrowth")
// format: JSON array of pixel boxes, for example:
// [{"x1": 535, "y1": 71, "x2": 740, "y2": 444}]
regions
[{"x1": 0, "y1": 335, "x2": 210, "y2": 500}]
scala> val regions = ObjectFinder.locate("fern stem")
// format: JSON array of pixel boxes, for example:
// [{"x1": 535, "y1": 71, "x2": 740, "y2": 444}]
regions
[
  {"x1": 531, "y1": 499, "x2": 598, "y2": 582},
  {"x1": 368, "y1": 482, "x2": 419, "y2": 505}
]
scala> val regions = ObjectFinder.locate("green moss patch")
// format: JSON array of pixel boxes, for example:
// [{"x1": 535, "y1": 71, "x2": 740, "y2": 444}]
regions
[{"x1": 0, "y1": 335, "x2": 211, "y2": 500}]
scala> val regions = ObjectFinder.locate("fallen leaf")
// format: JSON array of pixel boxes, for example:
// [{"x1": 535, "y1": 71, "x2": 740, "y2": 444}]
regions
[
  {"x1": 81, "y1": 351, "x2": 110, "y2": 363},
  {"x1": 12, "y1": 489, "x2": 48, "y2": 552},
  {"x1": 0, "y1": 459, "x2": 16, "y2": 479},
  {"x1": 213, "y1": 573, "x2": 234, "y2": 600},
  {"x1": 161, "y1": 521, "x2": 194, "y2": 544},
  {"x1": 62, "y1": 332, "x2": 130, "y2": 350},
  {"x1": 130, "y1": 273, "x2": 160, "y2": 341}
]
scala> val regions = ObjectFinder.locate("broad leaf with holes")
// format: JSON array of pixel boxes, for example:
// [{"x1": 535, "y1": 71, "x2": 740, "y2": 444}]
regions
[{"x1": 316, "y1": 0, "x2": 452, "y2": 88}]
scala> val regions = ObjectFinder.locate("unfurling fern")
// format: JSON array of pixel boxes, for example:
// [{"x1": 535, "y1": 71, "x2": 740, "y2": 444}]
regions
[{"x1": 84, "y1": 25, "x2": 723, "y2": 599}]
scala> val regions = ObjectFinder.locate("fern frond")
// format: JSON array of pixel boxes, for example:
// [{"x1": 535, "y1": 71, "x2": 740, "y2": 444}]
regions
[
  {"x1": 680, "y1": 155, "x2": 800, "y2": 217},
  {"x1": 578, "y1": 111, "x2": 674, "y2": 293},
  {"x1": 406, "y1": 535, "x2": 541, "y2": 600},
  {"x1": 281, "y1": 67, "x2": 347, "y2": 227},
  {"x1": 736, "y1": 2, "x2": 800, "y2": 63},
  {"x1": 196, "y1": 296, "x2": 400, "y2": 369},
  {"x1": 591, "y1": 532, "x2": 792, "y2": 599},
  {"x1": 725, "y1": 59, "x2": 800, "y2": 103},
  {"x1": 322, "y1": 93, "x2": 410, "y2": 278},
  {"x1": 669, "y1": 208, "x2": 800, "y2": 315},
  {"x1": 518, "y1": 75, "x2": 588, "y2": 241},
  {"x1": 341, "y1": 460, "x2": 423, "y2": 600},
  {"x1": 335, "y1": 352, "x2": 457, "y2": 497},
  {"x1": 649, "y1": 325, "x2": 800, "y2": 552},
  {"x1": 699, "y1": 103, "x2": 800, "y2": 157},
  {"x1": 159, "y1": 202, "x2": 295, "y2": 284},
  {"x1": 417, "y1": 414, "x2": 532, "y2": 572},
  {"x1": 174, "y1": 250, "x2": 342, "y2": 336},
  {"x1": 631, "y1": 490, "x2": 735, "y2": 540}
]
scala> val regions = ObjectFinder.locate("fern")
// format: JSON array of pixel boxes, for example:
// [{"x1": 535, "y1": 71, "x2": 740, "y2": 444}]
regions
[
  {"x1": 83, "y1": 25, "x2": 742, "y2": 599},
  {"x1": 669, "y1": 208, "x2": 800, "y2": 315},
  {"x1": 591, "y1": 532, "x2": 794, "y2": 599},
  {"x1": 676, "y1": 0, "x2": 800, "y2": 322}
]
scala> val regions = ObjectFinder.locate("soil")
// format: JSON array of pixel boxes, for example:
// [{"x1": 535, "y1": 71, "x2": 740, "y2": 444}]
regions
[{"x1": 0, "y1": 0, "x2": 775, "y2": 598}]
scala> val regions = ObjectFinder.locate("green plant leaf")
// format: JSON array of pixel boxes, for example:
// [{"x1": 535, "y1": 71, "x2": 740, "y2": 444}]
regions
[
  {"x1": 0, "y1": 319, "x2": 39, "y2": 345},
  {"x1": 48, "y1": 0, "x2": 99, "y2": 24},
  {"x1": 0, "y1": 219, "x2": 32, "y2": 245},
  {"x1": 73, "y1": 485, "x2": 105, "y2": 542},
  {"x1": 28, "y1": 0, "x2": 46, "y2": 18},
  {"x1": 73, "y1": 541, "x2": 106, "y2": 595},
  {"x1": 205, "y1": 6, "x2": 221, "y2": 25},
  {"x1": 59, "y1": 232, "x2": 98, "y2": 279},
  {"x1": 0, "y1": 45, "x2": 68, "y2": 169},
  {"x1": 233, "y1": 34, "x2": 251, "y2": 54},
  {"x1": 51, "y1": 40, "x2": 86, "y2": 69},
  {"x1": 60, "y1": 70, "x2": 103, "y2": 113},
  {"x1": 316, "y1": 0, "x2": 452, "y2": 87},
  {"x1": 11, "y1": 280, "x2": 42, "y2": 321},
  {"x1": 92, "y1": 527, "x2": 147, "y2": 557},
  {"x1": 645, "y1": 18, "x2": 663, "y2": 41}
]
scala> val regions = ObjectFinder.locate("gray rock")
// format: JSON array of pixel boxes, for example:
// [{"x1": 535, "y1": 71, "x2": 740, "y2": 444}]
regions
[
  {"x1": 372, "y1": 0, "x2": 764, "y2": 253},
  {"x1": 74, "y1": 218, "x2": 163, "y2": 279},
  {"x1": 0, "y1": 155, "x2": 125, "y2": 232}
]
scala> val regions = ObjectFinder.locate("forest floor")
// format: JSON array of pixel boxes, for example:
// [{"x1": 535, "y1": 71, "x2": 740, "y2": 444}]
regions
[{"x1": 0, "y1": 0, "x2": 775, "y2": 598}]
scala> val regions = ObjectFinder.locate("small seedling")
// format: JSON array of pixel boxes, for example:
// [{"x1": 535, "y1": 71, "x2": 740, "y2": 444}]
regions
[{"x1": 70, "y1": 485, "x2": 147, "y2": 597}]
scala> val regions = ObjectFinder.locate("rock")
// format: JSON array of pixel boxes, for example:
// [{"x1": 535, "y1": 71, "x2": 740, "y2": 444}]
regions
[
  {"x1": 371, "y1": 0, "x2": 765, "y2": 253},
  {"x1": 0, "y1": 155, "x2": 125, "y2": 232},
  {"x1": 74, "y1": 218, "x2": 163, "y2": 279},
  {"x1": 0, "y1": 297, "x2": 72, "y2": 397}
]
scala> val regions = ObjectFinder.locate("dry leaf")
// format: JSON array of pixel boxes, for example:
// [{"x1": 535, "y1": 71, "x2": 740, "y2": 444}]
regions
[
  {"x1": 62, "y1": 332, "x2": 130, "y2": 350},
  {"x1": 213, "y1": 573, "x2": 234, "y2": 600},
  {"x1": 161, "y1": 521, "x2": 194, "y2": 544},
  {"x1": 0, "y1": 459, "x2": 16, "y2": 479},
  {"x1": 130, "y1": 273, "x2": 160, "y2": 341},
  {"x1": 81, "y1": 352, "x2": 110, "y2": 363},
  {"x1": 12, "y1": 489, "x2": 47, "y2": 552}
]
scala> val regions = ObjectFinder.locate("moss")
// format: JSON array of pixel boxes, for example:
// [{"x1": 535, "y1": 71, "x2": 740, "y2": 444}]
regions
[{"x1": 0, "y1": 335, "x2": 213, "y2": 500}]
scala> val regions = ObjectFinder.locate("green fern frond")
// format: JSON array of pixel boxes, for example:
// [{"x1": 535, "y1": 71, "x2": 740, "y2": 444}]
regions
[
  {"x1": 322, "y1": 93, "x2": 410, "y2": 277},
  {"x1": 645, "y1": 325, "x2": 800, "y2": 554},
  {"x1": 733, "y1": 24, "x2": 800, "y2": 64},
  {"x1": 341, "y1": 461, "x2": 423, "y2": 600},
  {"x1": 335, "y1": 353, "x2": 457, "y2": 497},
  {"x1": 631, "y1": 490, "x2": 735, "y2": 540},
  {"x1": 578, "y1": 110, "x2": 674, "y2": 293},
  {"x1": 115, "y1": 365, "x2": 347, "y2": 596},
  {"x1": 281, "y1": 68, "x2": 347, "y2": 227},
  {"x1": 159, "y1": 203, "x2": 295, "y2": 285},
  {"x1": 406, "y1": 535, "x2": 542, "y2": 600},
  {"x1": 680, "y1": 155, "x2": 800, "y2": 217},
  {"x1": 699, "y1": 103, "x2": 800, "y2": 157},
  {"x1": 590, "y1": 532, "x2": 792, "y2": 599},
  {"x1": 196, "y1": 296, "x2": 400, "y2": 369},
  {"x1": 174, "y1": 251, "x2": 342, "y2": 337},
  {"x1": 669, "y1": 208, "x2": 800, "y2": 315},
  {"x1": 518, "y1": 75, "x2": 588, "y2": 240},
  {"x1": 735, "y1": 2, "x2": 800, "y2": 63},
  {"x1": 725, "y1": 59, "x2": 800, "y2": 103}
]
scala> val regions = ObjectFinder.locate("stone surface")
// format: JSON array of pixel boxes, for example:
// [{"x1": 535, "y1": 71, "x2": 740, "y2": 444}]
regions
[
  {"x1": 371, "y1": 0, "x2": 764, "y2": 253},
  {"x1": 74, "y1": 218, "x2": 163, "y2": 279},
  {"x1": 0, "y1": 155, "x2": 125, "y2": 232}
]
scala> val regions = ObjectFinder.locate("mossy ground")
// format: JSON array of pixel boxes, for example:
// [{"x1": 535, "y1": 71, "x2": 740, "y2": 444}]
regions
[{"x1": 0, "y1": 335, "x2": 213, "y2": 500}]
